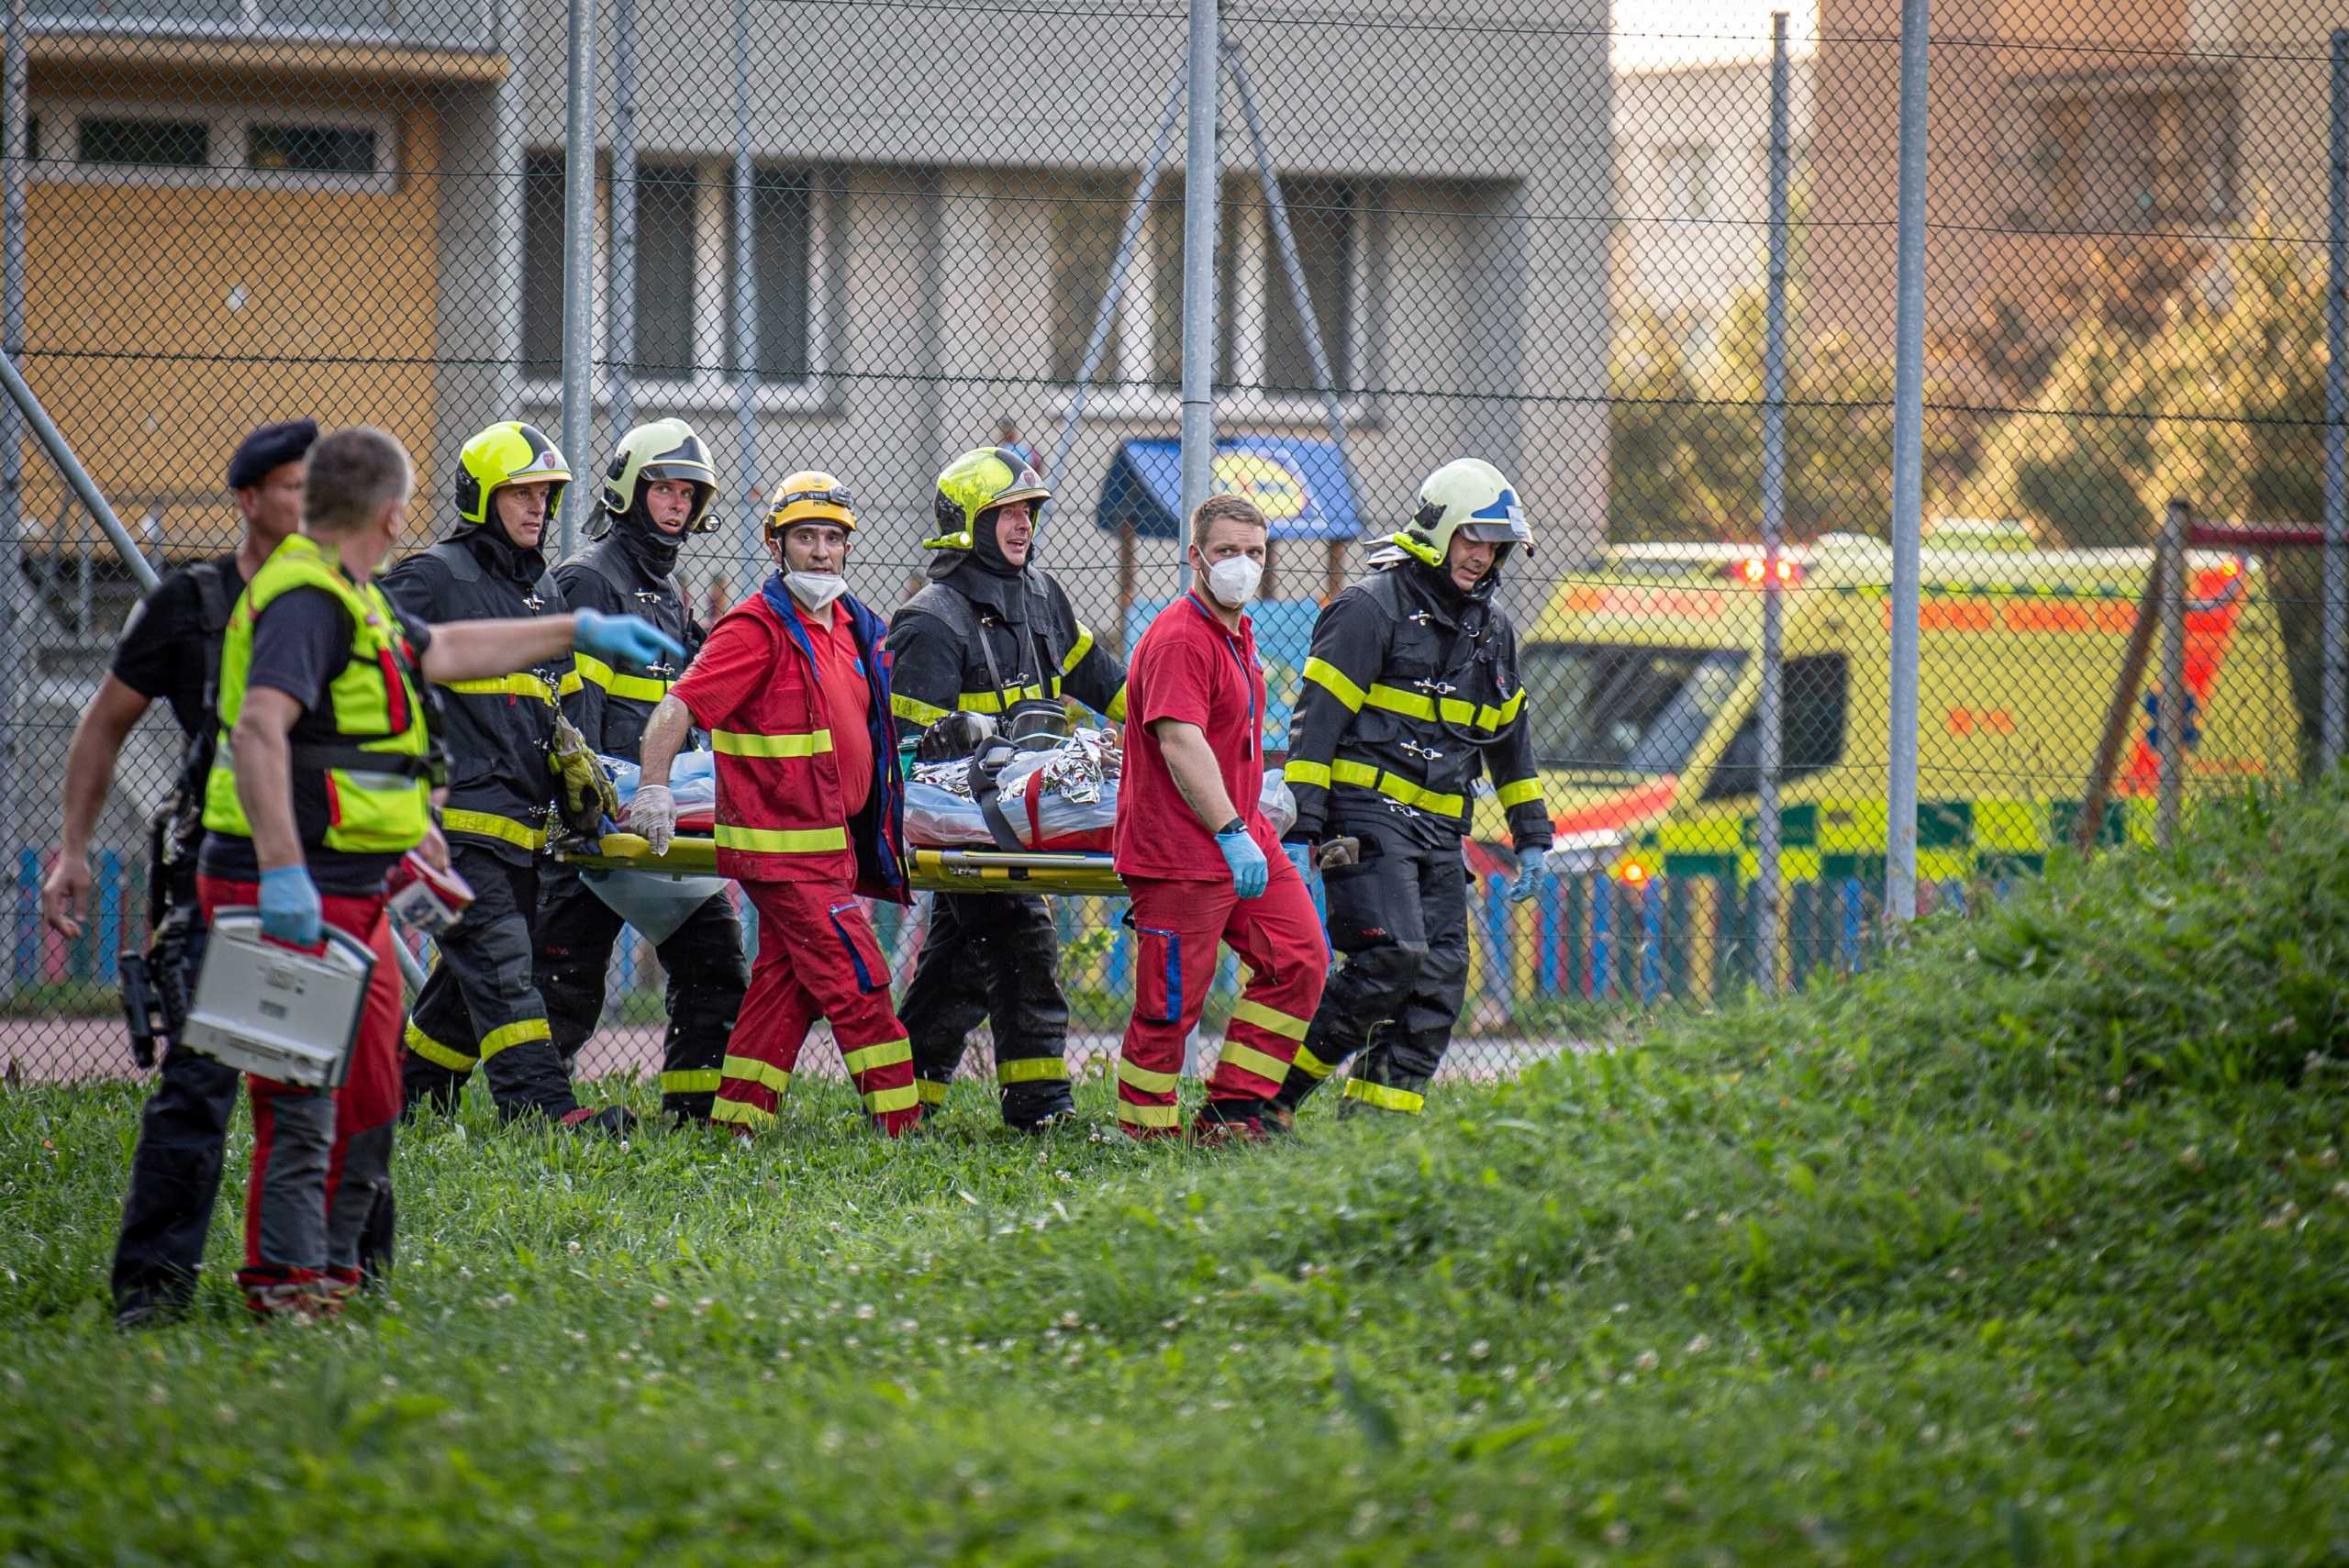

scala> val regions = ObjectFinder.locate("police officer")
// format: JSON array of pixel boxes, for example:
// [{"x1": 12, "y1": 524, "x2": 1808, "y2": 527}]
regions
[
  {"x1": 885, "y1": 447, "x2": 1127, "y2": 1130},
  {"x1": 1275, "y1": 459, "x2": 1553, "y2": 1120},
  {"x1": 535, "y1": 418, "x2": 748, "y2": 1123},
  {"x1": 40, "y1": 420, "x2": 320, "y2": 1325},
  {"x1": 383, "y1": 421, "x2": 627, "y2": 1130}
]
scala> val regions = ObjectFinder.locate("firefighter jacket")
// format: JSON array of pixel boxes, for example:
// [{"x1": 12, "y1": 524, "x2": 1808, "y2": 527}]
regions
[
  {"x1": 380, "y1": 529, "x2": 572, "y2": 861},
  {"x1": 702, "y1": 575, "x2": 907, "y2": 901},
  {"x1": 553, "y1": 530, "x2": 696, "y2": 762},
  {"x1": 885, "y1": 562, "x2": 1128, "y2": 733},
  {"x1": 202, "y1": 535, "x2": 434, "y2": 856},
  {"x1": 1284, "y1": 561, "x2": 1552, "y2": 853}
]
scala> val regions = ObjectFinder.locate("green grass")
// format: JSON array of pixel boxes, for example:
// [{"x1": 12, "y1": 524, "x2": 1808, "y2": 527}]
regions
[{"x1": 4, "y1": 781, "x2": 2348, "y2": 1562}]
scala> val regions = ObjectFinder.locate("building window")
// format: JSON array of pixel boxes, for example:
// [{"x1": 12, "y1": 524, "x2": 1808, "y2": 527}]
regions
[
  {"x1": 79, "y1": 117, "x2": 210, "y2": 169},
  {"x1": 632, "y1": 163, "x2": 702, "y2": 379},
  {"x1": 2014, "y1": 68, "x2": 2238, "y2": 230},
  {"x1": 1260, "y1": 178, "x2": 1356, "y2": 393},
  {"x1": 28, "y1": 99, "x2": 394, "y2": 189},
  {"x1": 248, "y1": 122, "x2": 377, "y2": 175},
  {"x1": 1661, "y1": 143, "x2": 1715, "y2": 221},
  {"x1": 729, "y1": 168, "x2": 812, "y2": 384},
  {"x1": 519, "y1": 150, "x2": 566, "y2": 380}
]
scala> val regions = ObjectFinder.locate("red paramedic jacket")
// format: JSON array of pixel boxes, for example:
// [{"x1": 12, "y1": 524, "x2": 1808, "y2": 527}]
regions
[{"x1": 675, "y1": 573, "x2": 908, "y2": 902}]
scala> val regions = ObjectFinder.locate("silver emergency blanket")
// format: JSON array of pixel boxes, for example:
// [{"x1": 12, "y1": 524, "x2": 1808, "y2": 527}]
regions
[{"x1": 905, "y1": 728, "x2": 1297, "y2": 849}]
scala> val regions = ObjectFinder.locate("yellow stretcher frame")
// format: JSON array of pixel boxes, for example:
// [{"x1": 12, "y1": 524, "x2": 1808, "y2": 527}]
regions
[{"x1": 551, "y1": 833, "x2": 1129, "y2": 897}]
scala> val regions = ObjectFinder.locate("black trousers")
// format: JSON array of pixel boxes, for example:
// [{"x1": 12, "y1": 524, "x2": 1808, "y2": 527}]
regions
[
  {"x1": 535, "y1": 861, "x2": 747, "y2": 1120},
  {"x1": 401, "y1": 844, "x2": 577, "y2": 1121},
  {"x1": 1276, "y1": 821, "x2": 1471, "y2": 1116},
  {"x1": 900, "y1": 892, "x2": 1075, "y2": 1126}
]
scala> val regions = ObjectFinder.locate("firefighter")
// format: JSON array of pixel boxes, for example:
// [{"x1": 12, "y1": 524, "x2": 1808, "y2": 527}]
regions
[
  {"x1": 381, "y1": 422, "x2": 629, "y2": 1131},
  {"x1": 41, "y1": 419, "x2": 321, "y2": 1326},
  {"x1": 196, "y1": 425, "x2": 681, "y2": 1315},
  {"x1": 1111, "y1": 494, "x2": 1327, "y2": 1142},
  {"x1": 886, "y1": 446, "x2": 1128, "y2": 1129},
  {"x1": 1275, "y1": 459, "x2": 1552, "y2": 1120},
  {"x1": 535, "y1": 418, "x2": 748, "y2": 1123},
  {"x1": 630, "y1": 473, "x2": 921, "y2": 1137}
]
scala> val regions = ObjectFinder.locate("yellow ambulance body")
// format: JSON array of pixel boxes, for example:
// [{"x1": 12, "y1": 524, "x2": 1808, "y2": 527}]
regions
[{"x1": 1476, "y1": 525, "x2": 2301, "y2": 886}]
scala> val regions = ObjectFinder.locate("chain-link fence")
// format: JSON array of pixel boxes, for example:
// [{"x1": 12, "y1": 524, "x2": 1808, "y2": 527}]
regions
[{"x1": 0, "y1": 0, "x2": 2336, "y2": 1084}]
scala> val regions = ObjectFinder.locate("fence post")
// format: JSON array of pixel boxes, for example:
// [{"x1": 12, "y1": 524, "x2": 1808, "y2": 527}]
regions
[
  {"x1": 1885, "y1": 0, "x2": 1929, "y2": 928},
  {"x1": 608, "y1": 0, "x2": 637, "y2": 444},
  {"x1": 1175, "y1": 0, "x2": 1221, "y2": 571},
  {"x1": 2156, "y1": 497, "x2": 2188, "y2": 848},
  {"x1": 1756, "y1": 10, "x2": 1792, "y2": 994},
  {"x1": 0, "y1": 0, "x2": 26, "y2": 873},
  {"x1": 730, "y1": 0, "x2": 758, "y2": 536},
  {"x1": 558, "y1": 0, "x2": 597, "y2": 555},
  {"x1": 2326, "y1": 28, "x2": 2348, "y2": 774}
]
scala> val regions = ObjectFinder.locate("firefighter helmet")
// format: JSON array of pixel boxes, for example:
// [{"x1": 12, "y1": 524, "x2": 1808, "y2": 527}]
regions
[
  {"x1": 454, "y1": 421, "x2": 570, "y2": 528},
  {"x1": 1383, "y1": 458, "x2": 1533, "y2": 571},
  {"x1": 925, "y1": 446, "x2": 1050, "y2": 552},
  {"x1": 594, "y1": 417, "x2": 718, "y2": 539},
  {"x1": 766, "y1": 470, "x2": 858, "y2": 536}
]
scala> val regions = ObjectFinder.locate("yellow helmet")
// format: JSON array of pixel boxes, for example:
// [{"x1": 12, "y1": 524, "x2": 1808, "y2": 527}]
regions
[
  {"x1": 595, "y1": 417, "x2": 718, "y2": 538},
  {"x1": 455, "y1": 421, "x2": 570, "y2": 528},
  {"x1": 766, "y1": 470, "x2": 857, "y2": 536},
  {"x1": 926, "y1": 446, "x2": 1050, "y2": 551},
  {"x1": 1384, "y1": 458, "x2": 1532, "y2": 570}
]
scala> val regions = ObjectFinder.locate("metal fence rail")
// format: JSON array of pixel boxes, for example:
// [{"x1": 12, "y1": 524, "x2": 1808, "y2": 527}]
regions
[{"x1": 0, "y1": 0, "x2": 2337, "y2": 1082}]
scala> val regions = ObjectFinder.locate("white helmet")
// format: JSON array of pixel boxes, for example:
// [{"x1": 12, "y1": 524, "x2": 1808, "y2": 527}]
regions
[{"x1": 1379, "y1": 458, "x2": 1532, "y2": 573}]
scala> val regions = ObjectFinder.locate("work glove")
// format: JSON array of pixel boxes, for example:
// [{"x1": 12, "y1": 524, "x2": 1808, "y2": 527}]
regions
[
  {"x1": 560, "y1": 1105, "x2": 639, "y2": 1138},
  {"x1": 1217, "y1": 825, "x2": 1269, "y2": 901},
  {"x1": 573, "y1": 608, "x2": 687, "y2": 673},
  {"x1": 258, "y1": 864, "x2": 322, "y2": 947},
  {"x1": 629, "y1": 783, "x2": 677, "y2": 856},
  {"x1": 1508, "y1": 846, "x2": 1548, "y2": 906},
  {"x1": 550, "y1": 714, "x2": 621, "y2": 834}
]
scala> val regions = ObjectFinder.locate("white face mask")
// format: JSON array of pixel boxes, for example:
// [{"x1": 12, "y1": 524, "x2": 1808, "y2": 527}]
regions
[
  {"x1": 785, "y1": 570, "x2": 848, "y2": 610},
  {"x1": 1204, "y1": 554, "x2": 1264, "y2": 610}
]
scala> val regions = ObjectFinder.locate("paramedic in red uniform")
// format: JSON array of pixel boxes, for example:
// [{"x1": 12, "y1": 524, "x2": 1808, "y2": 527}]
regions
[
  {"x1": 1111, "y1": 494, "x2": 1327, "y2": 1142},
  {"x1": 629, "y1": 472, "x2": 921, "y2": 1137}
]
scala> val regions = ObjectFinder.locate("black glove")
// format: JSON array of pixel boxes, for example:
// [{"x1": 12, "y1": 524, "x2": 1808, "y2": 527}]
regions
[
  {"x1": 915, "y1": 712, "x2": 997, "y2": 763},
  {"x1": 560, "y1": 1105, "x2": 639, "y2": 1138}
]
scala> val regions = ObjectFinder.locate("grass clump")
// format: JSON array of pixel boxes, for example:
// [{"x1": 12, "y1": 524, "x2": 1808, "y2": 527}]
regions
[{"x1": 2, "y1": 781, "x2": 2347, "y2": 1562}]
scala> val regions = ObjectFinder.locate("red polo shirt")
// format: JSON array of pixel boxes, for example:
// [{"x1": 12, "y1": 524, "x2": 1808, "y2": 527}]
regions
[{"x1": 1114, "y1": 591, "x2": 1273, "y2": 882}]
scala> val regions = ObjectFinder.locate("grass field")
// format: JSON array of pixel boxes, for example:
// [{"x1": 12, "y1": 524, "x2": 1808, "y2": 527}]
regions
[{"x1": 3, "y1": 780, "x2": 2348, "y2": 1563}]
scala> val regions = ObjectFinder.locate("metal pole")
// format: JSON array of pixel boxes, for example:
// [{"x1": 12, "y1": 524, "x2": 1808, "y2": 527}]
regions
[
  {"x1": 1, "y1": 0, "x2": 28, "y2": 862},
  {"x1": 731, "y1": 0, "x2": 758, "y2": 545},
  {"x1": 1756, "y1": 12, "x2": 1790, "y2": 994},
  {"x1": 1176, "y1": 0, "x2": 1221, "y2": 568},
  {"x1": 608, "y1": 0, "x2": 636, "y2": 445},
  {"x1": 2325, "y1": 28, "x2": 2348, "y2": 774},
  {"x1": 2156, "y1": 497, "x2": 2188, "y2": 848},
  {"x1": 558, "y1": 0, "x2": 597, "y2": 555},
  {"x1": 1229, "y1": 49, "x2": 1356, "y2": 503},
  {"x1": 1051, "y1": 81, "x2": 1186, "y2": 481},
  {"x1": 0, "y1": 352, "x2": 155, "y2": 594},
  {"x1": 1885, "y1": 0, "x2": 1928, "y2": 927}
]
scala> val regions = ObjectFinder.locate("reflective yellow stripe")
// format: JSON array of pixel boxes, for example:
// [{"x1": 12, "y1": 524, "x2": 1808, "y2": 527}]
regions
[
  {"x1": 997, "y1": 1056, "x2": 1070, "y2": 1084},
  {"x1": 1230, "y1": 997, "x2": 1309, "y2": 1043},
  {"x1": 891, "y1": 692, "x2": 952, "y2": 728},
  {"x1": 405, "y1": 1021, "x2": 477, "y2": 1072},
  {"x1": 478, "y1": 1017, "x2": 551, "y2": 1060},
  {"x1": 714, "y1": 824, "x2": 850, "y2": 854},
  {"x1": 660, "y1": 1069, "x2": 722, "y2": 1095},
  {"x1": 863, "y1": 1083, "x2": 920, "y2": 1115},
  {"x1": 557, "y1": 667, "x2": 584, "y2": 698},
  {"x1": 1059, "y1": 626, "x2": 1096, "y2": 674},
  {"x1": 1364, "y1": 683, "x2": 1438, "y2": 721},
  {"x1": 1302, "y1": 657, "x2": 1367, "y2": 712},
  {"x1": 1329, "y1": 759, "x2": 1464, "y2": 817},
  {"x1": 574, "y1": 655, "x2": 668, "y2": 704},
  {"x1": 1343, "y1": 1078, "x2": 1425, "y2": 1115},
  {"x1": 1104, "y1": 686, "x2": 1129, "y2": 723},
  {"x1": 958, "y1": 684, "x2": 1050, "y2": 716},
  {"x1": 841, "y1": 1038, "x2": 913, "y2": 1077},
  {"x1": 710, "y1": 1097, "x2": 775, "y2": 1129},
  {"x1": 1284, "y1": 759, "x2": 1333, "y2": 790},
  {"x1": 712, "y1": 728, "x2": 833, "y2": 759},
  {"x1": 1291, "y1": 1043, "x2": 1335, "y2": 1080},
  {"x1": 721, "y1": 1053, "x2": 793, "y2": 1094},
  {"x1": 1116, "y1": 1099, "x2": 1182, "y2": 1128},
  {"x1": 441, "y1": 672, "x2": 559, "y2": 702},
  {"x1": 1118, "y1": 1057, "x2": 1179, "y2": 1095},
  {"x1": 917, "y1": 1079, "x2": 951, "y2": 1106},
  {"x1": 1216, "y1": 1040, "x2": 1292, "y2": 1084},
  {"x1": 442, "y1": 809, "x2": 549, "y2": 851},
  {"x1": 1495, "y1": 777, "x2": 1543, "y2": 809}
]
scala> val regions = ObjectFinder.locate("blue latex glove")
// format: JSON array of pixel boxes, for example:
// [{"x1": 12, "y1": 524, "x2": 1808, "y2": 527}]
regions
[
  {"x1": 1283, "y1": 842, "x2": 1316, "y2": 885},
  {"x1": 258, "y1": 864, "x2": 322, "y2": 947},
  {"x1": 1508, "y1": 846, "x2": 1547, "y2": 905},
  {"x1": 1217, "y1": 827, "x2": 1269, "y2": 900},
  {"x1": 574, "y1": 608, "x2": 688, "y2": 673}
]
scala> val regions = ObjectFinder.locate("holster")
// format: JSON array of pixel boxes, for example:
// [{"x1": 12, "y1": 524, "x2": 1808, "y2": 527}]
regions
[{"x1": 121, "y1": 904, "x2": 196, "y2": 1070}]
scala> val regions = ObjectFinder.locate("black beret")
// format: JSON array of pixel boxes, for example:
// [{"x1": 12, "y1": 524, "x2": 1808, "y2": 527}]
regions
[{"x1": 227, "y1": 418, "x2": 319, "y2": 492}]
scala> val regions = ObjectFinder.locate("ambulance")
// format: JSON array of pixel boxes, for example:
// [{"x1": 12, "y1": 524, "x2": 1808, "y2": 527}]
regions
[{"x1": 1477, "y1": 521, "x2": 2302, "y2": 887}]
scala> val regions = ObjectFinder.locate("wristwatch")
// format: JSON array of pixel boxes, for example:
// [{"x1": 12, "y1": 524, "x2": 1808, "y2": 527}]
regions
[{"x1": 1217, "y1": 817, "x2": 1245, "y2": 836}]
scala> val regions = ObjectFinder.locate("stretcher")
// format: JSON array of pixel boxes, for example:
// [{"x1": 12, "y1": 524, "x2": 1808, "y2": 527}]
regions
[{"x1": 550, "y1": 832, "x2": 1130, "y2": 898}]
